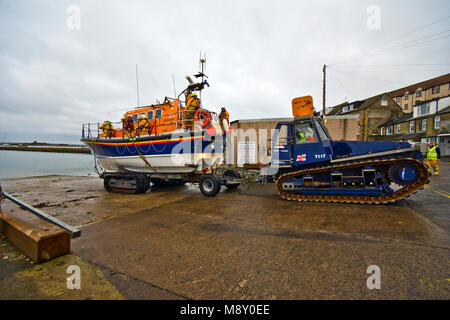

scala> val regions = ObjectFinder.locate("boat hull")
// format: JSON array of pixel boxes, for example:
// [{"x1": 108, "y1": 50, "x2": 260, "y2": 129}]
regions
[{"x1": 81, "y1": 130, "x2": 224, "y2": 175}]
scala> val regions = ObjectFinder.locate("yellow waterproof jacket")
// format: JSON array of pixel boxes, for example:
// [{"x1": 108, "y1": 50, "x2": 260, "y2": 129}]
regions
[{"x1": 186, "y1": 97, "x2": 200, "y2": 111}]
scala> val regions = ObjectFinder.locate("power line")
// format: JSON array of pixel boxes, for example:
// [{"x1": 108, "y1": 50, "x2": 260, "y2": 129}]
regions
[
  {"x1": 334, "y1": 63, "x2": 450, "y2": 67},
  {"x1": 354, "y1": 34, "x2": 450, "y2": 62},
  {"x1": 328, "y1": 69, "x2": 355, "y2": 98},
  {"x1": 333, "y1": 29, "x2": 450, "y2": 65},
  {"x1": 329, "y1": 68, "x2": 401, "y2": 89},
  {"x1": 329, "y1": 67, "x2": 407, "y2": 86},
  {"x1": 330, "y1": 15, "x2": 450, "y2": 66}
]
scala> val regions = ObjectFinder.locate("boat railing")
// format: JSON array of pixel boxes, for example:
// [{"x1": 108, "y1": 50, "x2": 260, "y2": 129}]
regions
[{"x1": 81, "y1": 109, "x2": 218, "y2": 140}]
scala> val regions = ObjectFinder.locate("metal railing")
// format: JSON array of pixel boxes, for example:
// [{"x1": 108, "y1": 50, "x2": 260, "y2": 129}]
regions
[{"x1": 82, "y1": 109, "x2": 218, "y2": 140}]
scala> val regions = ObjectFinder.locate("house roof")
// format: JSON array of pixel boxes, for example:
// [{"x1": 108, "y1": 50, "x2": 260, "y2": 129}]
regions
[
  {"x1": 379, "y1": 113, "x2": 413, "y2": 127},
  {"x1": 326, "y1": 93, "x2": 400, "y2": 116},
  {"x1": 389, "y1": 73, "x2": 450, "y2": 98}
]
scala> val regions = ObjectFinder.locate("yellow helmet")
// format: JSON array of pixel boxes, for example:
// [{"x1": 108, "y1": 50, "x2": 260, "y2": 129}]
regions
[{"x1": 190, "y1": 93, "x2": 197, "y2": 98}]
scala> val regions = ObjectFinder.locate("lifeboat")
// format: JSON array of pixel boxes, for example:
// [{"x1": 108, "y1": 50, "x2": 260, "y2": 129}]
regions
[{"x1": 81, "y1": 62, "x2": 231, "y2": 193}]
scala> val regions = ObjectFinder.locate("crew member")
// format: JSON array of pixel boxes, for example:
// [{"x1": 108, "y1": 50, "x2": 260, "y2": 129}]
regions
[
  {"x1": 99, "y1": 121, "x2": 114, "y2": 139},
  {"x1": 183, "y1": 92, "x2": 201, "y2": 129},
  {"x1": 295, "y1": 123, "x2": 315, "y2": 144},
  {"x1": 219, "y1": 107, "x2": 230, "y2": 132},
  {"x1": 426, "y1": 141, "x2": 440, "y2": 175},
  {"x1": 138, "y1": 115, "x2": 151, "y2": 136},
  {"x1": 122, "y1": 115, "x2": 135, "y2": 138}
]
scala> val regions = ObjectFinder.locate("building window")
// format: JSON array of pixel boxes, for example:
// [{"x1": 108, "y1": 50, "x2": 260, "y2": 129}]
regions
[
  {"x1": 396, "y1": 124, "x2": 401, "y2": 134},
  {"x1": 410, "y1": 121, "x2": 415, "y2": 132},
  {"x1": 418, "y1": 103, "x2": 430, "y2": 116},
  {"x1": 386, "y1": 127, "x2": 393, "y2": 135},
  {"x1": 404, "y1": 103, "x2": 408, "y2": 110},
  {"x1": 432, "y1": 85, "x2": 440, "y2": 94},
  {"x1": 421, "y1": 119, "x2": 427, "y2": 131},
  {"x1": 381, "y1": 99, "x2": 388, "y2": 106},
  {"x1": 404, "y1": 92, "x2": 409, "y2": 99},
  {"x1": 416, "y1": 90, "x2": 422, "y2": 97},
  {"x1": 380, "y1": 127, "x2": 385, "y2": 135},
  {"x1": 435, "y1": 115, "x2": 440, "y2": 129},
  {"x1": 396, "y1": 97, "x2": 401, "y2": 103}
]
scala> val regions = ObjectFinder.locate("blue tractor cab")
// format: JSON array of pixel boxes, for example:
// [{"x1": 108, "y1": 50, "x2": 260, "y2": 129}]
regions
[{"x1": 269, "y1": 96, "x2": 428, "y2": 204}]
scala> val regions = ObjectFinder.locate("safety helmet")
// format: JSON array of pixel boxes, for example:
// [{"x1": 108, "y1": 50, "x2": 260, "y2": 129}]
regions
[
  {"x1": 142, "y1": 116, "x2": 148, "y2": 119},
  {"x1": 190, "y1": 93, "x2": 197, "y2": 98}
]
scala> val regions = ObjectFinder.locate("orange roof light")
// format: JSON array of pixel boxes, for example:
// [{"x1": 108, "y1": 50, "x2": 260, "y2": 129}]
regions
[{"x1": 292, "y1": 96, "x2": 314, "y2": 117}]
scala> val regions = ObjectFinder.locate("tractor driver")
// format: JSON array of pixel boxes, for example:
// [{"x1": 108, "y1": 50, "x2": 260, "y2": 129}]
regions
[{"x1": 295, "y1": 123, "x2": 316, "y2": 144}]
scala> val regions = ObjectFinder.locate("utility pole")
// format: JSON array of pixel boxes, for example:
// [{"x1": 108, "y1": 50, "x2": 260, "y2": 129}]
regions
[{"x1": 322, "y1": 64, "x2": 326, "y2": 117}]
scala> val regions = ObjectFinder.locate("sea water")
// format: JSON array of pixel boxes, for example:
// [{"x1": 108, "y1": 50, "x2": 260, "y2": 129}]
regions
[{"x1": 0, "y1": 150, "x2": 96, "y2": 179}]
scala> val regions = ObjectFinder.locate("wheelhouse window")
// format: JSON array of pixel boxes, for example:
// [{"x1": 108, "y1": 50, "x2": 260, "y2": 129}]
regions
[
  {"x1": 435, "y1": 115, "x2": 440, "y2": 129},
  {"x1": 155, "y1": 108, "x2": 162, "y2": 119},
  {"x1": 148, "y1": 110, "x2": 154, "y2": 120},
  {"x1": 139, "y1": 112, "x2": 146, "y2": 120},
  {"x1": 409, "y1": 121, "x2": 415, "y2": 132},
  {"x1": 132, "y1": 113, "x2": 138, "y2": 123},
  {"x1": 421, "y1": 119, "x2": 427, "y2": 131}
]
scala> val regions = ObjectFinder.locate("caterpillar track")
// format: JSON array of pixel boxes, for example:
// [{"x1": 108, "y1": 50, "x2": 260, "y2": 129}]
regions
[{"x1": 276, "y1": 158, "x2": 429, "y2": 204}]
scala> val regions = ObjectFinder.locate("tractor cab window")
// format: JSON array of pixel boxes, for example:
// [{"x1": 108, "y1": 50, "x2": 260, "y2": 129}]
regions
[
  {"x1": 274, "y1": 124, "x2": 289, "y2": 146},
  {"x1": 294, "y1": 121, "x2": 317, "y2": 144},
  {"x1": 148, "y1": 110, "x2": 154, "y2": 120},
  {"x1": 155, "y1": 109, "x2": 162, "y2": 119},
  {"x1": 314, "y1": 118, "x2": 330, "y2": 142}
]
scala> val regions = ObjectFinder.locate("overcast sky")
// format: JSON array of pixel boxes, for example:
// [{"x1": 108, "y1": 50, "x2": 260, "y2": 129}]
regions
[{"x1": 1, "y1": 0, "x2": 449, "y2": 143}]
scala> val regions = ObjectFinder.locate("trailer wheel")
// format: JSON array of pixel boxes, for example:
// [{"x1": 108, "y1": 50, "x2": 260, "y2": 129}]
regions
[
  {"x1": 103, "y1": 176, "x2": 113, "y2": 192},
  {"x1": 199, "y1": 174, "x2": 221, "y2": 197},
  {"x1": 224, "y1": 169, "x2": 241, "y2": 189}
]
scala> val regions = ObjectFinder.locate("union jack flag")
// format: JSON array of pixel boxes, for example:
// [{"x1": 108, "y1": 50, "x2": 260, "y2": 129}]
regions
[{"x1": 296, "y1": 154, "x2": 306, "y2": 162}]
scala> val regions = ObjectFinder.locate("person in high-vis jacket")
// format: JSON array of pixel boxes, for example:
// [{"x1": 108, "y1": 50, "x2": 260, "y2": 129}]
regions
[
  {"x1": 426, "y1": 142, "x2": 440, "y2": 175},
  {"x1": 122, "y1": 115, "x2": 135, "y2": 138},
  {"x1": 99, "y1": 121, "x2": 114, "y2": 139},
  {"x1": 219, "y1": 107, "x2": 230, "y2": 132},
  {"x1": 183, "y1": 92, "x2": 201, "y2": 129},
  {"x1": 138, "y1": 116, "x2": 151, "y2": 136}
]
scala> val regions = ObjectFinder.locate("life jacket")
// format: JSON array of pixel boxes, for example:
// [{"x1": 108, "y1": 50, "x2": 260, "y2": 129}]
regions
[
  {"x1": 426, "y1": 146, "x2": 438, "y2": 160},
  {"x1": 139, "y1": 119, "x2": 150, "y2": 129},
  {"x1": 186, "y1": 97, "x2": 200, "y2": 111},
  {"x1": 124, "y1": 118, "x2": 134, "y2": 130}
]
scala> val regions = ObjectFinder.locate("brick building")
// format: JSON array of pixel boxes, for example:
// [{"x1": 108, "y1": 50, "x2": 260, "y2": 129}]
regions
[
  {"x1": 377, "y1": 95, "x2": 450, "y2": 156},
  {"x1": 389, "y1": 73, "x2": 450, "y2": 113},
  {"x1": 325, "y1": 93, "x2": 403, "y2": 141}
]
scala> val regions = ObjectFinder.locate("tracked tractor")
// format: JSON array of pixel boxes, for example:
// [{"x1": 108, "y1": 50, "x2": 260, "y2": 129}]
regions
[{"x1": 265, "y1": 96, "x2": 429, "y2": 204}]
